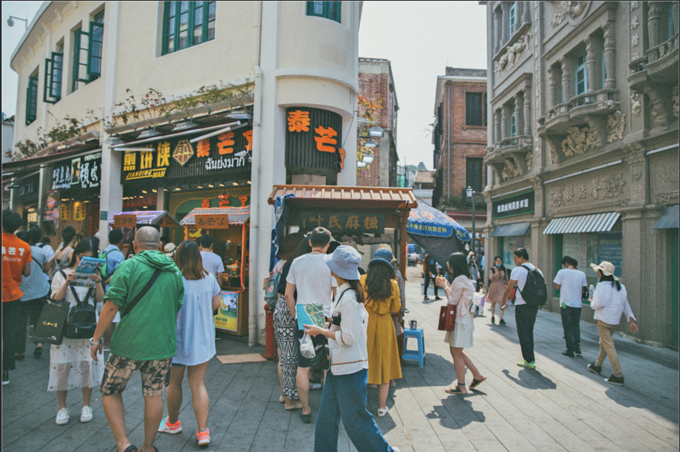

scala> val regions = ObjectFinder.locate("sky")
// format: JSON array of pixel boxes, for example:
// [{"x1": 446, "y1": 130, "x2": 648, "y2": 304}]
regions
[{"x1": 1, "y1": 2, "x2": 488, "y2": 171}]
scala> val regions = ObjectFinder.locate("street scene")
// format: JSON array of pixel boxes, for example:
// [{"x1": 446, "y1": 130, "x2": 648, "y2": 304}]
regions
[{"x1": 2, "y1": 1, "x2": 679, "y2": 452}]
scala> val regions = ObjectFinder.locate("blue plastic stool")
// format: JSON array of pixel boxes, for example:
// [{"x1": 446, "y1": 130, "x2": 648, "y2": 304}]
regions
[{"x1": 403, "y1": 328, "x2": 425, "y2": 368}]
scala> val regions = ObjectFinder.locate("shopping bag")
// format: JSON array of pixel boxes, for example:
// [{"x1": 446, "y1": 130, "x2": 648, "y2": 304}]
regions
[
  {"x1": 471, "y1": 292, "x2": 485, "y2": 316},
  {"x1": 438, "y1": 305, "x2": 457, "y2": 331},
  {"x1": 32, "y1": 300, "x2": 70, "y2": 345}
]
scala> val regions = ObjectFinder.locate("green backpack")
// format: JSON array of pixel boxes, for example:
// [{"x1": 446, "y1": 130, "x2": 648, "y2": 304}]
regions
[{"x1": 98, "y1": 249, "x2": 115, "y2": 280}]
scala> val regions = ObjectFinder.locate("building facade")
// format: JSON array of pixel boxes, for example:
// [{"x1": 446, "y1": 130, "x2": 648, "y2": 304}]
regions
[
  {"x1": 483, "y1": 1, "x2": 679, "y2": 348},
  {"x1": 357, "y1": 57, "x2": 399, "y2": 187},
  {"x1": 5, "y1": 0, "x2": 364, "y2": 346},
  {"x1": 412, "y1": 170, "x2": 435, "y2": 206},
  {"x1": 431, "y1": 67, "x2": 488, "y2": 255}
]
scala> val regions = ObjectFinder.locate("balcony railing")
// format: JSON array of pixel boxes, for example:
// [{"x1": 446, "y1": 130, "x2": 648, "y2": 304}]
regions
[{"x1": 647, "y1": 34, "x2": 679, "y2": 64}]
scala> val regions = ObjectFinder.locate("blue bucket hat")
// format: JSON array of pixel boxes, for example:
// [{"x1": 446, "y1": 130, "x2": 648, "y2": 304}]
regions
[
  {"x1": 369, "y1": 248, "x2": 394, "y2": 268},
  {"x1": 324, "y1": 245, "x2": 362, "y2": 280}
]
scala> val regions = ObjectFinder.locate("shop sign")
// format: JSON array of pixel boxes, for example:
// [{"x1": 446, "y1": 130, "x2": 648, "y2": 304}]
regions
[
  {"x1": 299, "y1": 211, "x2": 385, "y2": 234},
  {"x1": 52, "y1": 152, "x2": 102, "y2": 190},
  {"x1": 80, "y1": 152, "x2": 102, "y2": 189},
  {"x1": 19, "y1": 176, "x2": 38, "y2": 198},
  {"x1": 27, "y1": 210, "x2": 38, "y2": 223},
  {"x1": 121, "y1": 127, "x2": 252, "y2": 183},
  {"x1": 73, "y1": 201, "x2": 86, "y2": 221},
  {"x1": 122, "y1": 194, "x2": 158, "y2": 209},
  {"x1": 285, "y1": 108, "x2": 344, "y2": 172},
  {"x1": 113, "y1": 214, "x2": 137, "y2": 228},
  {"x1": 493, "y1": 191, "x2": 535, "y2": 219},
  {"x1": 195, "y1": 214, "x2": 229, "y2": 229}
]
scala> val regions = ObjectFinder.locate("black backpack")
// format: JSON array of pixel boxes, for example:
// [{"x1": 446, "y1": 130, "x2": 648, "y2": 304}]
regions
[
  {"x1": 517, "y1": 264, "x2": 547, "y2": 307},
  {"x1": 62, "y1": 271, "x2": 97, "y2": 339}
]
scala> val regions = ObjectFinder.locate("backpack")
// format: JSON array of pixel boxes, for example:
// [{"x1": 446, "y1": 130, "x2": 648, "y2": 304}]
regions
[
  {"x1": 517, "y1": 264, "x2": 548, "y2": 306},
  {"x1": 61, "y1": 271, "x2": 97, "y2": 339},
  {"x1": 98, "y1": 249, "x2": 115, "y2": 279},
  {"x1": 265, "y1": 260, "x2": 286, "y2": 310}
]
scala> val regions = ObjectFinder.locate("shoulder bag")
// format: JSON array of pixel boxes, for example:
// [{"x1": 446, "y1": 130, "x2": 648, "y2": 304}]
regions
[{"x1": 32, "y1": 271, "x2": 71, "y2": 345}]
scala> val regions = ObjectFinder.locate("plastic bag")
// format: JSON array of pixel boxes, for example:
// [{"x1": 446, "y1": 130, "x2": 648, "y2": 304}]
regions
[{"x1": 300, "y1": 333, "x2": 316, "y2": 359}]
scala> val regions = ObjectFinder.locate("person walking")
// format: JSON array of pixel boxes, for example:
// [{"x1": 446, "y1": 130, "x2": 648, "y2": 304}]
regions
[
  {"x1": 304, "y1": 245, "x2": 400, "y2": 452},
  {"x1": 2, "y1": 210, "x2": 32, "y2": 385},
  {"x1": 16, "y1": 227, "x2": 51, "y2": 360},
  {"x1": 487, "y1": 256, "x2": 508, "y2": 325},
  {"x1": 49, "y1": 225, "x2": 76, "y2": 276},
  {"x1": 100, "y1": 229, "x2": 126, "y2": 344},
  {"x1": 422, "y1": 252, "x2": 441, "y2": 301},
  {"x1": 158, "y1": 240, "x2": 221, "y2": 447},
  {"x1": 375, "y1": 246, "x2": 406, "y2": 369},
  {"x1": 467, "y1": 252, "x2": 480, "y2": 291},
  {"x1": 197, "y1": 234, "x2": 224, "y2": 287},
  {"x1": 285, "y1": 227, "x2": 337, "y2": 423},
  {"x1": 273, "y1": 234, "x2": 307, "y2": 410},
  {"x1": 49, "y1": 238, "x2": 106, "y2": 424},
  {"x1": 501, "y1": 248, "x2": 543, "y2": 370},
  {"x1": 90, "y1": 226, "x2": 185, "y2": 452},
  {"x1": 360, "y1": 250, "x2": 402, "y2": 416},
  {"x1": 554, "y1": 256, "x2": 587, "y2": 357},
  {"x1": 587, "y1": 261, "x2": 638, "y2": 386},
  {"x1": 436, "y1": 252, "x2": 487, "y2": 394}
]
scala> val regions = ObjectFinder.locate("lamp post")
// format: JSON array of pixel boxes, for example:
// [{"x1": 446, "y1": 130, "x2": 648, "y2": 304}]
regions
[{"x1": 467, "y1": 186, "x2": 476, "y2": 255}]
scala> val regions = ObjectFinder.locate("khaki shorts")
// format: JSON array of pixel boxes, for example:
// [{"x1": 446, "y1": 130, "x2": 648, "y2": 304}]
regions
[{"x1": 100, "y1": 354, "x2": 172, "y2": 397}]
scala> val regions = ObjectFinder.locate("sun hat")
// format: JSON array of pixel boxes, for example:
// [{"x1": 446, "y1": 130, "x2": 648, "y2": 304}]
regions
[
  {"x1": 164, "y1": 242, "x2": 177, "y2": 257},
  {"x1": 590, "y1": 261, "x2": 618, "y2": 280},
  {"x1": 369, "y1": 248, "x2": 394, "y2": 268},
  {"x1": 324, "y1": 245, "x2": 362, "y2": 280}
]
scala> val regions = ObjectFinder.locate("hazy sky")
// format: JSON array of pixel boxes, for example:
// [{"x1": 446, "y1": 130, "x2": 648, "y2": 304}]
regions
[{"x1": 2, "y1": 1, "x2": 488, "y2": 170}]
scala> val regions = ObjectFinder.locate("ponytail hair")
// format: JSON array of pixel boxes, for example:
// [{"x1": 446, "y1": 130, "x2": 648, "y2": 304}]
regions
[{"x1": 599, "y1": 272, "x2": 621, "y2": 291}]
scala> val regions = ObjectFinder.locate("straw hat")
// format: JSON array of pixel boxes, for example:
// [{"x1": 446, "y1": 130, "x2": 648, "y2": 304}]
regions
[
  {"x1": 589, "y1": 261, "x2": 618, "y2": 280},
  {"x1": 164, "y1": 242, "x2": 177, "y2": 258}
]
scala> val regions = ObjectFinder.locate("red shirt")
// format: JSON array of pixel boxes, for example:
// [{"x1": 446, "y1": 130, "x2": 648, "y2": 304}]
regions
[{"x1": 2, "y1": 233, "x2": 32, "y2": 302}]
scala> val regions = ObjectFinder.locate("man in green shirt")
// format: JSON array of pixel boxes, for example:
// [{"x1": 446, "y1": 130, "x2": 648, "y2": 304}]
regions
[{"x1": 90, "y1": 226, "x2": 184, "y2": 452}]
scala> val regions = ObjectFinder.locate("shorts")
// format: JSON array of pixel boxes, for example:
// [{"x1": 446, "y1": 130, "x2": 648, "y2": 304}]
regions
[
  {"x1": 295, "y1": 323, "x2": 327, "y2": 368},
  {"x1": 100, "y1": 353, "x2": 172, "y2": 397}
]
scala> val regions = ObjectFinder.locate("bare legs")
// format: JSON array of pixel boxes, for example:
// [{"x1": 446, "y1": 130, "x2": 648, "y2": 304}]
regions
[
  {"x1": 165, "y1": 362, "x2": 211, "y2": 431},
  {"x1": 490, "y1": 302, "x2": 504, "y2": 322},
  {"x1": 102, "y1": 393, "x2": 132, "y2": 452},
  {"x1": 296, "y1": 366, "x2": 311, "y2": 415},
  {"x1": 166, "y1": 366, "x2": 184, "y2": 423},
  {"x1": 450, "y1": 347, "x2": 485, "y2": 394},
  {"x1": 142, "y1": 394, "x2": 164, "y2": 452},
  {"x1": 378, "y1": 383, "x2": 390, "y2": 410}
]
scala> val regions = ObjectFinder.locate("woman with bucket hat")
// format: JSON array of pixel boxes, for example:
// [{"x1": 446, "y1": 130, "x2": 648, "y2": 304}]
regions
[
  {"x1": 587, "y1": 261, "x2": 638, "y2": 386},
  {"x1": 303, "y1": 245, "x2": 400, "y2": 452}
]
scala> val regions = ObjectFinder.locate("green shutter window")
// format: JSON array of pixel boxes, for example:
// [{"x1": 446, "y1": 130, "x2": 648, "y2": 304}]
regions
[
  {"x1": 162, "y1": 1, "x2": 216, "y2": 55},
  {"x1": 72, "y1": 27, "x2": 91, "y2": 92},
  {"x1": 88, "y1": 21, "x2": 104, "y2": 81},
  {"x1": 575, "y1": 52, "x2": 587, "y2": 96},
  {"x1": 44, "y1": 52, "x2": 63, "y2": 104},
  {"x1": 26, "y1": 73, "x2": 39, "y2": 125},
  {"x1": 306, "y1": 1, "x2": 341, "y2": 23}
]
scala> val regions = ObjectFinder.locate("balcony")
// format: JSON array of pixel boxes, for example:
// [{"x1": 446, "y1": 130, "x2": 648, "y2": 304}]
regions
[
  {"x1": 646, "y1": 34, "x2": 679, "y2": 83},
  {"x1": 461, "y1": 188, "x2": 487, "y2": 207},
  {"x1": 486, "y1": 135, "x2": 532, "y2": 166}
]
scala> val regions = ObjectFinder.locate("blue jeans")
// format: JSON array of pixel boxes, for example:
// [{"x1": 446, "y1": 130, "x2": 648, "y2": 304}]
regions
[{"x1": 314, "y1": 368, "x2": 392, "y2": 452}]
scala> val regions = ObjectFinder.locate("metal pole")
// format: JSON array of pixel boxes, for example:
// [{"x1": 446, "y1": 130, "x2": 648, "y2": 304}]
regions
[{"x1": 471, "y1": 192, "x2": 476, "y2": 255}]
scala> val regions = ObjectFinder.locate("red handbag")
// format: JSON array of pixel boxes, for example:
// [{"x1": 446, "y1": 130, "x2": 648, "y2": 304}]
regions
[{"x1": 438, "y1": 304, "x2": 457, "y2": 331}]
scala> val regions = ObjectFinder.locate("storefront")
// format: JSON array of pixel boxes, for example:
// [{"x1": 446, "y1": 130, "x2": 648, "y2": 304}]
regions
[{"x1": 488, "y1": 190, "x2": 534, "y2": 271}]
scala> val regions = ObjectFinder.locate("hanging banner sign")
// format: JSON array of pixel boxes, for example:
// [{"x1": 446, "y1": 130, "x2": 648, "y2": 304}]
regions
[
  {"x1": 299, "y1": 211, "x2": 385, "y2": 234},
  {"x1": 285, "y1": 107, "x2": 343, "y2": 172}
]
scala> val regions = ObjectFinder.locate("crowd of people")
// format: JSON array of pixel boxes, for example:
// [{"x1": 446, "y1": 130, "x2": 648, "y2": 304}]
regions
[{"x1": 2, "y1": 206, "x2": 640, "y2": 451}]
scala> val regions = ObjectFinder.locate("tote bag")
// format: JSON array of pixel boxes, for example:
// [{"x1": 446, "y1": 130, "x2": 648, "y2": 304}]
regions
[
  {"x1": 438, "y1": 304, "x2": 457, "y2": 331},
  {"x1": 32, "y1": 300, "x2": 70, "y2": 345}
]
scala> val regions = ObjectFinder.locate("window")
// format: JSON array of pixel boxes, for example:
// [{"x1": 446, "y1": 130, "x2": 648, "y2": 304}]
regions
[
  {"x1": 162, "y1": 1, "x2": 216, "y2": 55},
  {"x1": 72, "y1": 18, "x2": 104, "y2": 92},
  {"x1": 26, "y1": 72, "x2": 39, "y2": 125},
  {"x1": 466, "y1": 92, "x2": 483, "y2": 126},
  {"x1": 307, "y1": 1, "x2": 341, "y2": 23},
  {"x1": 510, "y1": 111, "x2": 516, "y2": 136},
  {"x1": 575, "y1": 52, "x2": 587, "y2": 95},
  {"x1": 466, "y1": 158, "x2": 484, "y2": 193},
  {"x1": 89, "y1": 10, "x2": 105, "y2": 82},
  {"x1": 44, "y1": 50, "x2": 63, "y2": 103},
  {"x1": 509, "y1": 2, "x2": 516, "y2": 36}
]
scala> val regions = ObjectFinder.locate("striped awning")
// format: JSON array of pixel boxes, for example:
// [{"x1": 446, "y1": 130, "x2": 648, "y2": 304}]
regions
[
  {"x1": 653, "y1": 206, "x2": 678, "y2": 229},
  {"x1": 543, "y1": 212, "x2": 620, "y2": 235}
]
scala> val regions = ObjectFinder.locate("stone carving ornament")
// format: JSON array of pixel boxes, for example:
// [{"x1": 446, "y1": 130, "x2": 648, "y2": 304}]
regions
[
  {"x1": 550, "y1": 186, "x2": 564, "y2": 207},
  {"x1": 562, "y1": 126, "x2": 598, "y2": 157},
  {"x1": 551, "y1": 1, "x2": 589, "y2": 28},
  {"x1": 526, "y1": 152, "x2": 533, "y2": 171},
  {"x1": 631, "y1": 93, "x2": 642, "y2": 117},
  {"x1": 498, "y1": 33, "x2": 531, "y2": 72},
  {"x1": 591, "y1": 177, "x2": 601, "y2": 198},
  {"x1": 606, "y1": 111, "x2": 625, "y2": 142},
  {"x1": 564, "y1": 185, "x2": 575, "y2": 203},
  {"x1": 601, "y1": 172, "x2": 626, "y2": 198},
  {"x1": 579, "y1": 183, "x2": 587, "y2": 199},
  {"x1": 501, "y1": 158, "x2": 522, "y2": 181}
]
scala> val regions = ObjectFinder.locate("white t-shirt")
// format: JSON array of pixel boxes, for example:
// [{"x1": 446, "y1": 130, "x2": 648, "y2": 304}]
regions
[
  {"x1": 553, "y1": 268, "x2": 587, "y2": 308},
  {"x1": 510, "y1": 263, "x2": 542, "y2": 306},
  {"x1": 286, "y1": 253, "x2": 338, "y2": 317},
  {"x1": 200, "y1": 251, "x2": 225, "y2": 280}
]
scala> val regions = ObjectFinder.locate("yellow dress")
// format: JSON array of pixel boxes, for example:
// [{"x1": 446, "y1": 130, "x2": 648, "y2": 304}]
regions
[{"x1": 360, "y1": 275, "x2": 403, "y2": 385}]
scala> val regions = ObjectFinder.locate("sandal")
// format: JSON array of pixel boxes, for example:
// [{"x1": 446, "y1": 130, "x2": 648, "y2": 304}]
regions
[
  {"x1": 470, "y1": 377, "x2": 487, "y2": 390},
  {"x1": 377, "y1": 407, "x2": 389, "y2": 417},
  {"x1": 445, "y1": 383, "x2": 468, "y2": 395},
  {"x1": 120, "y1": 446, "x2": 138, "y2": 452}
]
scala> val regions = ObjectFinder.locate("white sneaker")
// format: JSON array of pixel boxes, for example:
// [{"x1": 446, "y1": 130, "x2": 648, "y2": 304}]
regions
[
  {"x1": 391, "y1": 447, "x2": 400, "y2": 452},
  {"x1": 80, "y1": 405, "x2": 93, "y2": 423},
  {"x1": 55, "y1": 408, "x2": 70, "y2": 425}
]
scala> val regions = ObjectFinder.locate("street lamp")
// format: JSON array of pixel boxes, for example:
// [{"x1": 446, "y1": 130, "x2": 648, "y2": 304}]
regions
[
  {"x1": 467, "y1": 186, "x2": 476, "y2": 255},
  {"x1": 7, "y1": 16, "x2": 27, "y2": 29}
]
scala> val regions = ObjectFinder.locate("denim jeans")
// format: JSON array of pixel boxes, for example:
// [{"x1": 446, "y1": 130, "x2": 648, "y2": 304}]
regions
[
  {"x1": 515, "y1": 304, "x2": 538, "y2": 363},
  {"x1": 560, "y1": 306, "x2": 581, "y2": 353},
  {"x1": 314, "y1": 368, "x2": 393, "y2": 452}
]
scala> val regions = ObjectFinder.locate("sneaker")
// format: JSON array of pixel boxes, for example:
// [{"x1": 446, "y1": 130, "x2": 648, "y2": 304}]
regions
[
  {"x1": 562, "y1": 350, "x2": 575, "y2": 358},
  {"x1": 2, "y1": 371, "x2": 9, "y2": 386},
  {"x1": 499, "y1": 319, "x2": 506, "y2": 326},
  {"x1": 310, "y1": 382, "x2": 323, "y2": 391},
  {"x1": 587, "y1": 362, "x2": 602, "y2": 375},
  {"x1": 435, "y1": 296, "x2": 442, "y2": 300},
  {"x1": 158, "y1": 416, "x2": 183, "y2": 434},
  {"x1": 423, "y1": 296, "x2": 430, "y2": 301},
  {"x1": 574, "y1": 349, "x2": 582, "y2": 356},
  {"x1": 391, "y1": 447, "x2": 401, "y2": 452},
  {"x1": 197, "y1": 429, "x2": 210, "y2": 446},
  {"x1": 491, "y1": 317, "x2": 495, "y2": 324},
  {"x1": 80, "y1": 405, "x2": 93, "y2": 423},
  {"x1": 517, "y1": 360, "x2": 536, "y2": 369},
  {"x1": 55, "y1": 408, "x2": 70, "y2": 425},
  {"x1": 605, "y1": 374, "x2": 624, "y2": 386}
]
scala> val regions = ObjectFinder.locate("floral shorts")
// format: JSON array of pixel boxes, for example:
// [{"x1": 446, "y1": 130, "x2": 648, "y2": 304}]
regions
[{"x1": 100, "y1": 354, "x2": 172, "y2": 397}]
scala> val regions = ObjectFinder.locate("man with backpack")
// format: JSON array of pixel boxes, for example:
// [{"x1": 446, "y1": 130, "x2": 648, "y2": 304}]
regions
[
  {"x1": 101, "y1": 229, "x2": 126, "y2": 290},
  {"x1": 501, "y1": 248, "x2": 547, "y2": 370}
]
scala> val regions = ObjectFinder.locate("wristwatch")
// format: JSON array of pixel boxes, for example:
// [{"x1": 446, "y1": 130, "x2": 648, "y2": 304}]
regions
[{"x1": 89, "y1": 337, "x2": 103, "y2": 346}]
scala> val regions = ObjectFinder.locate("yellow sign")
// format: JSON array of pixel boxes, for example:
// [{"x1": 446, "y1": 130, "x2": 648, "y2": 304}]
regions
[
  {"x1": 172, "y1": 139, "x2": 194, "y2": 166},
  {"x1": 73, "y1": 201, "x2": 86, "y2": 221},
  {"x1": 60, "y1": 203, "x2": 70, "y2": 221},
  {"x1": 113, "y1": 215, "x2": 137, "y2": 228},
  {"x1": 215, "y1": 291, "x2": 239, "y2": 332}
]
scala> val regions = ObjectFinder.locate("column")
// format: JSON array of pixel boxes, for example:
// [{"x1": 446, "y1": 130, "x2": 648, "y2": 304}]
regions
[
  {"x1": 648, "y1": 2, "x2": 664, "y2": 49},
  {"x1": 494, "y1": 109, "x2": 502, "y2": 144},
  {"x1": 501, "y1": 3, "x2": 509, "y2": 46},
  {"x1": 514, "y1": 2, "x2": 521, "y2": 34},
  {"x1": 523, "y1": 90, "x2": 531, "y2": 136},
  {"x1": 547, "y1": 66, "x2": 557, "y2": 108},
  {"x1": 522, "y1": 1, "x2": 532, "y2": 25},
  {"x1": 603, "y1": 23, "x2": 616, "y2": 89},
  {"x1": 585, "y1": 36, "x2": 597, "y2": 93},
  {"x1": 501, "y1": 106, "x2": 508, "y2": 140},
  {"x1": 560, "y1": 57, "x2": 571, "y2": 104},
  {"x1": 494, "y1": 8, "x2": 501, "y2": 54},
  {"x1": 514, "y1": 92, "x2": 524, "y2": 136}
]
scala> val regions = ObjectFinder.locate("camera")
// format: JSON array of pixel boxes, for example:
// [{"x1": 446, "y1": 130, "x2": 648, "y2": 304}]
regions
[{"x1": 331, "y1": 313, "x2": 342, "y2": 326}]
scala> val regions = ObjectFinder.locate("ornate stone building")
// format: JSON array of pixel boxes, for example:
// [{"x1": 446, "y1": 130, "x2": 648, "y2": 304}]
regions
[{"x1": 482, "y1": 1, "x2": 679, "y2": 348}]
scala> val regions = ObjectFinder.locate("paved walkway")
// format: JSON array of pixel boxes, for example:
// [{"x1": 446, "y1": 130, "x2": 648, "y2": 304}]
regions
[{"x1": 2, "y1": 266, "x2": 678, "y2": 451}]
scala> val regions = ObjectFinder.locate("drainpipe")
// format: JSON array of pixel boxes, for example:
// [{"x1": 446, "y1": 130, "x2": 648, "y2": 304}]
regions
[
  {"x1": 248, "y1": 1, "x2": 263, "y2": 347},
  {"x1": 447, "y1": 82, "x2": 451, "y2": 198}
]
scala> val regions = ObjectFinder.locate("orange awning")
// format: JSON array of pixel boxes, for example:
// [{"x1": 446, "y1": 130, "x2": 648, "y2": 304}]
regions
[{"x1": 267, "y1": 185, "x2": 418, "y2": 210}]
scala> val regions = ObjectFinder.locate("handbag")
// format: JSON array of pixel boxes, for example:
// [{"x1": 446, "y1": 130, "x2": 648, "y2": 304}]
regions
[
  {"x1": 32, "y1": 271, "x2": 71, "y2": 345},
  {"x1": 438, "y1": 304, "x2": 457, "y2": 331}
]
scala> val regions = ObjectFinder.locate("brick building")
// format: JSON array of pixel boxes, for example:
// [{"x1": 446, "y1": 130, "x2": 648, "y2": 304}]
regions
[
  {"x1": 432, "y1": 67, "x2": 488, "y2": 254},
  {"x1": 357, "y1": 58, "x2": 399, "y2": 187}
]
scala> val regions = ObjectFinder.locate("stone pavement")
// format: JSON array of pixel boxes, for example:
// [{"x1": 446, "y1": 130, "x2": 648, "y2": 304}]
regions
[{"x1": 2, "y1": 265, "x2": 678, "y2": 451}]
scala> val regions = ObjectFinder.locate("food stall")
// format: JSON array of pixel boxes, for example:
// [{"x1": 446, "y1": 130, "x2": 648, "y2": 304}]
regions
[
  {"x1": 179, "y1": 206, "x2": 250, "y2": 336},
  {"x1": 109, "y1": 210, "x2": 181, "y2": 255}
]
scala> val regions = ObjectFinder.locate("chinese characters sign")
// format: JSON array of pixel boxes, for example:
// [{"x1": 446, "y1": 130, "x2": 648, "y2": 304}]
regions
[
  {"x1": 73, "y1": 201, "x2": 86, "y2": 221},
  {"x1": 113, "y1": 215, "x2": 137, "y2": 228},
  {"x1": 52, "y1": 152, "x2": 101, "y2": 190},
  {"x1": 285, "y1": 107, "x2": 343, "y2": 173},
  {"x1": 492, "y1": 191, "x2": 535, "y2": 219},
  {"x1": 195, "y1": 214, "x2": 229, "y2": 229},
  {"x1": 299, "y1": 211, "x2": 384, "y2": 234}
]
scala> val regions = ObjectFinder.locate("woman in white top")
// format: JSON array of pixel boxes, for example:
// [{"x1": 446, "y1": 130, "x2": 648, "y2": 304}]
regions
[
  {"x1": 587, "y1": 261, "x2": 638, "y2": 386},
  {"x1": 304, "y1": 246, "x2": 400, "y2": 452},
  {"x1": 49, "y1": 238, "x2": 105, "y2": 425},
  {"x1": 436, "y1": 252, "x2": 487, "y2": 395},
  {"x1": 158, "y1": 240, "x2": 220, "y2": 447}
]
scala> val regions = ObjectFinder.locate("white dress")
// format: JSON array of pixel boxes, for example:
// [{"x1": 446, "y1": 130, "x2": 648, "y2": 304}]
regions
[
  {"x1": 444, "y1": 275, "x2": 476, "y2": 348},
  {"x1": 48, "y1": 269, "x2": 105, "y2": 392}
]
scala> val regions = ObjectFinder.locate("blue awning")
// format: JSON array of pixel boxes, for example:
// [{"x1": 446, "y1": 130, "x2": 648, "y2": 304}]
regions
[
  {"x1": 490, "y1": 222, "x2": 531, "y2": 237},
  {"x1": 407, "y1": 202, "x2": 470, "y2": 241},
  {"x1": 653, "y1": 206, "x2": 679, "y2": 229}
]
